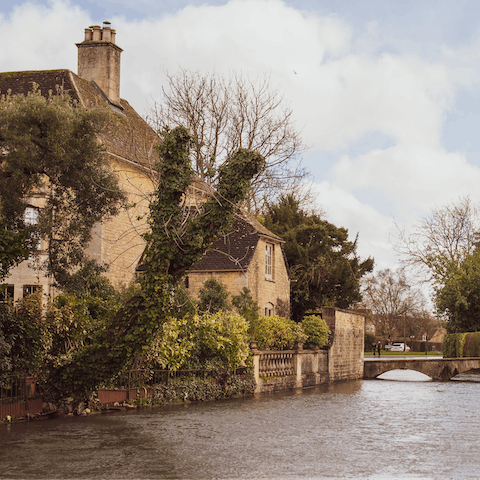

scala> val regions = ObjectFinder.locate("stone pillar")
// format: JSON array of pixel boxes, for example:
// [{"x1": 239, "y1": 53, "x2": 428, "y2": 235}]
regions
[
  {"x1": 295, "y1": 342, "x2": 303, "y2": 388},
  {"x1": 251, "y1": 343, "x2": 261, "y2": 393}
]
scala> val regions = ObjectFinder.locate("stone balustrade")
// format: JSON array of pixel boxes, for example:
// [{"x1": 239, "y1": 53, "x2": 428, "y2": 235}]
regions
[{"x1": 259, "y1": 352, "x2": 295, "y2": 377}]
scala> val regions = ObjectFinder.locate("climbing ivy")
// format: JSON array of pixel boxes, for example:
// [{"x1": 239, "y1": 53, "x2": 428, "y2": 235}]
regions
[{"x1": 46, "y1": 126, "x2": 264, "y2": 399}]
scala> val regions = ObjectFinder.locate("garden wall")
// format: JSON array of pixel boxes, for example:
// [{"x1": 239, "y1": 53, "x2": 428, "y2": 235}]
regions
[{"x1": 253, "y1": 308, "x2": 365, "y2": 393}]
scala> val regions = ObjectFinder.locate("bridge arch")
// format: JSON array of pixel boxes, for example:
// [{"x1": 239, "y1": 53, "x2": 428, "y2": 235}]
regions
[{"x1": 364, "y1": 358, "x2": 480, "y2": 381}]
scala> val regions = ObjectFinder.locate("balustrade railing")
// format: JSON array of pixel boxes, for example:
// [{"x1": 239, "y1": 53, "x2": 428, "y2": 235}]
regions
[{"x1": 259, "y1": 352, "x2": 295, "y2": 377}]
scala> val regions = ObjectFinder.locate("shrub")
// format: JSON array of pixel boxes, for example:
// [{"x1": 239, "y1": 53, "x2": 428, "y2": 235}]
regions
[
  {"x1": 443, "y1": 333, "x2": 467, "y2": 358},
  {"x1": 147, "y1": 311, "x2": 250, "y2": 372},
  {"x1": 232, "y1": 287, "x2": 259, "y2": 325},
  {"x1": 193, "y1": 311, "x2": 250, "y2": 370},
  {"x1": 300, "y1": 315, "x2": 330, "y2": 348},
  {"x1": 251, "y1": 315, "x2": 307, "y2": 350},
  {"x1": 198, "y1": 278, "x2": 229, "y2": 313},
  {"x1": 464, "y1": 332, "x2": 480, "y2": 357}
]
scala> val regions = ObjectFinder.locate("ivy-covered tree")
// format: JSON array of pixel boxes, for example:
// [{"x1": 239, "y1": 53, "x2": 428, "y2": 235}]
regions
[
  {"x1": 0, "y1": 88, "x2": 125, "y2": 287},
  {"x1": 47, "y1": 126, "x2": 265, "y2": 398},
  {"x1": 263, "y1": 194, "x2": 374, "y2": 321}
]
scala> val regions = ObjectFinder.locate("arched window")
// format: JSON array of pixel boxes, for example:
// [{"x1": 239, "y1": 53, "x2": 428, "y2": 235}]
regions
[{"x1": 264, "y1": 302, "x2": 274, "y2": 316}]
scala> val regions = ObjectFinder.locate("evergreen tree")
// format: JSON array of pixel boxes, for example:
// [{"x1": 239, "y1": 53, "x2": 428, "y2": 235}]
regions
[{"x1": 263, "y1": 194, "x2": 374, "y2": 320}]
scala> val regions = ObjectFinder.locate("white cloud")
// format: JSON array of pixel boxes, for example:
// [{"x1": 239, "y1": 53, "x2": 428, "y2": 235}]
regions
[
  {"x1": 330, "y1": 144, "x2": 480, "y2": 217},
  {"x1": 308, "y1": 180, "x2": 396, "y2": 270},
  {"x1": 0, "y1": 1, "x2": 90, "y2": 73}
]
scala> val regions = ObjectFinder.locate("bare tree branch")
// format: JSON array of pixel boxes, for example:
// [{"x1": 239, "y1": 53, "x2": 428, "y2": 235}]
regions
[{"x1": 148, "y1": 69, "x2": 308, "y2": 213}]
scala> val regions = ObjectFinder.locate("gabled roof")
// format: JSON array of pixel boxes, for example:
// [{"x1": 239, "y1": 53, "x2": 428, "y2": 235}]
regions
[
  {"x1": 192, "y1": 212, "x2": 282, "y2": 272},
  {"x1": 0, "y1": 69, "x2": 160, "y2": 170}
]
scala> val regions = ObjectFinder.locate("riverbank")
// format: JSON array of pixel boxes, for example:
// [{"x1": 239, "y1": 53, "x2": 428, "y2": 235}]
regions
[{"x1": 1, "y1": 373, "x2": 256, "y2": 424}]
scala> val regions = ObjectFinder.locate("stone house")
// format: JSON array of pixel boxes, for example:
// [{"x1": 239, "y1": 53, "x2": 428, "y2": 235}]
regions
[
  {"x1": 1, "y1": 22, "x2": 159, "y2": 301},
  {"x1": 1, "y1": 23, "x2": 291, "y2": 315},
  {"x1": 186, "y1": 212, "x2": 290, "y2": 317}
]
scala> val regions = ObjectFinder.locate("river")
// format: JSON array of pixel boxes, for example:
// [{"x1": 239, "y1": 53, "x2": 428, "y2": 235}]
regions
[{"x1": 1, "y1": 372, "x2": 480, "y2": 479}]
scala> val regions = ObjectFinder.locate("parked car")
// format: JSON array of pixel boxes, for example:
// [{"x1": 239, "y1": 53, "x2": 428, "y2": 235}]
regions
[{"x1": 390, "y1": 342, "x2": 410, "y2": 352}]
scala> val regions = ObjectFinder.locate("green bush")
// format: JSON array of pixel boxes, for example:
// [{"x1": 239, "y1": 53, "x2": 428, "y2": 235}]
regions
[
  {"x1": 147, "y1": 311, "x2": 250, "y2": 371},
  {"x1": 251, "y1": 315, "x2": 307, "y2": 350},
  {"x1": 0, "y1": 291, "x2": 46, "y2": 375},
  {"x1": 232, "y1": 287, "x2": 259, "y2": 325},
  {"x1": 444, "y1": 332, "x2": 480, "y2": 357},
  {"x1": 443, "y1": 333, "x2": 467, "y2": 357},
  {"x1": 152, "y1": 374, "x2": 255, "y2": 404},
  {"x1": 300, "y1": 315, "x2": 330, "y2": 348},
  {"x1": 464, "y1": 332, "x2": 480, "y2": 357},
  {"x1": 198, "y1": 278, "x2": 229, "y2": 313}
]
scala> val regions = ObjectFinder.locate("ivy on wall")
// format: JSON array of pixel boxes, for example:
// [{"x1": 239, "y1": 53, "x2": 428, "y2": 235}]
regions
[{"x1": 46, "y1": 126, "x2": 264, "y2": 399}]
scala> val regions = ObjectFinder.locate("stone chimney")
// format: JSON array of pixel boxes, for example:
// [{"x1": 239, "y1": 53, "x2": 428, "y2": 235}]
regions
[{"x1": 76, "y1": 21, "x2": 123, "y2": 103}]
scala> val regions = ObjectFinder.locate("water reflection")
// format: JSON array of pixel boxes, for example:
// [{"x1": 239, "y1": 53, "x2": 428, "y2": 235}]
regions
[
  {"x1": 2, "y1": 377, "x2": 480, "y2": 479},
  {"x1": 377, "y1": 369, "x2": 433, "y2": 381}
]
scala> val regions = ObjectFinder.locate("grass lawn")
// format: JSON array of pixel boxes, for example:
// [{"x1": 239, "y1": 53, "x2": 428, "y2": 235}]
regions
[{"x1": 364, "y1": 350, "x2": 442, "y2": 356}]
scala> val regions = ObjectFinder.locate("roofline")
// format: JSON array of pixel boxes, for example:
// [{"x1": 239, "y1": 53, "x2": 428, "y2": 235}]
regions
[
  {"x1": 258, "y1": 233, "x2": 285, "y2": 244},
  {"x1": 189, "y1": 269, "x2": 249, "y2": 274}
]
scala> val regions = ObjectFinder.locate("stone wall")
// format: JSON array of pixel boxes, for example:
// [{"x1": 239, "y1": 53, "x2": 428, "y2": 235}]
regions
[
  {"x1": 187, "y1": 270, "x2": 248, "y2": 301},
  {"x1": 247, "y1": 236, "x2": 290, "y2": 316},
  {"x1": 87, "y1": 156, "x2": 154, "y2": 289},
  {"x1": 322, "y1": 307, "x2": 365, "y2": 382}
]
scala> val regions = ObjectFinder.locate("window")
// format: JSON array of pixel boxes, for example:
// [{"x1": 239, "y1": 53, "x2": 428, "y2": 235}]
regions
[
  {"x1": 24, "y1": 206, "x2": 41, "y2": 249},
  {"x1": 24, "y1": 206, "x2": 39, "y2": 226},
  {"x1": 1, "y1": 285, "x2": 14, "y2": 303},
  {"x1": 264, "y1": 302, "x2": 274, "y2": 316},
  {"x1": 23, "y1": 285, "x2": 42, "y2": 297},
  {"x1": 265, "y1": 243, "x2": 274, "y2": 280}
]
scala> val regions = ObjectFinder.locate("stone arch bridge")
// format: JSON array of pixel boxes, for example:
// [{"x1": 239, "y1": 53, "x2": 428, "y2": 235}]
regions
[{"x1": 364, "y1": 357, "x2": 480, "y2": 381}]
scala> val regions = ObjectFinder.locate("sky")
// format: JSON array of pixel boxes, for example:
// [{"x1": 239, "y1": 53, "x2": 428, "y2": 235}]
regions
[{"x1": 2, "y1": 0, "x2": 480, "y2": 277}]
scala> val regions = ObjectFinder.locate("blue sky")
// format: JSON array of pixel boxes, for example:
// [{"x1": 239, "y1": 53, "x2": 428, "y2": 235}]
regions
[{"x1": 2, "y1": 0, "x2": 480, "y2": 276}]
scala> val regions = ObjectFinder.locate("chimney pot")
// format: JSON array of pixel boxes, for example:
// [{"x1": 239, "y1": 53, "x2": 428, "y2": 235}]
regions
[
  {"x1": 92, "y1": 25, "x2": 101, "y2": 41},
  {"x1": 84, "y1": 28, "x2": 92, "y2": 41}
]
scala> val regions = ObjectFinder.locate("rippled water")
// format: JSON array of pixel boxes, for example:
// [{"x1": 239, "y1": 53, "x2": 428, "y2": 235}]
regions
[{"x1": 1, "y1": 373, "x2": 480, "y2": 479}]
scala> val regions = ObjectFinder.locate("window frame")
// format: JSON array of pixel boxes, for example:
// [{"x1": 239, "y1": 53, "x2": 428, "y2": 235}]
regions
[{"x1": 265, "y1": 242, "x2": 274, "y2": 280}]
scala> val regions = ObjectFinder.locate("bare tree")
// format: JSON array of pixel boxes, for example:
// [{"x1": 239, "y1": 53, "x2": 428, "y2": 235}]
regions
[
  {"x1": 394, "y1": 196, "x2": 480, "y2": 284},
  {"x1": 361, "y1": 268, "x2": 427, "y2": 342},
  {"x1": 148, "y1": 69, "x2": 308, "y2": 212}
]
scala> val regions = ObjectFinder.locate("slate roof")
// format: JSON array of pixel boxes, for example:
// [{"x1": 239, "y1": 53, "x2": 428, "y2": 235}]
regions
[
  {"x1": 0, "y1": 69, "x2": 160, "y2": 170},
  {"x1": 192, "y1": 212, "x2": 282, "y2": 272}
]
